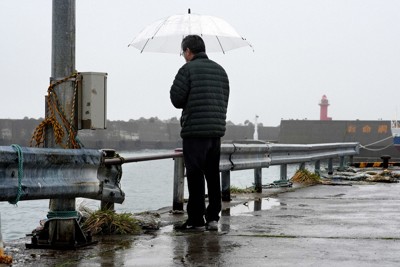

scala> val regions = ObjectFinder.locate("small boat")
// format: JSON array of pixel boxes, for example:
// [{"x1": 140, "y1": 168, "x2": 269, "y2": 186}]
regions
[{"x1": 391, "y1": 120, "x2": 400, "y2": 150}]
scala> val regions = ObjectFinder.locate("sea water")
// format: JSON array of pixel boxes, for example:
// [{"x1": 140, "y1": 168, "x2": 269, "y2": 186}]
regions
[{"x1": 0, "y1": 149, "x2": 299, "y2": 241}]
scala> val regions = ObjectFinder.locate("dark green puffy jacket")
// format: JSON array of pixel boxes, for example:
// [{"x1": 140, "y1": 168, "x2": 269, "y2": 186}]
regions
[{"x1": 170, "y1": 52, "x2": 230, "y2": 138}]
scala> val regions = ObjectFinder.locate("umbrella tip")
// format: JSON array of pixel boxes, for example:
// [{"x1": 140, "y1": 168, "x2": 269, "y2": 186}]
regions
[{"x1": 188, "y1": 8, "x2": 191, "y2": 14}]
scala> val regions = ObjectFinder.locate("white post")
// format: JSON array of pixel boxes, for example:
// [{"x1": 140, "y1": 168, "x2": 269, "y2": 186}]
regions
[{"x1": 253, "y1": 115, "x2": 259, "y2": 140}]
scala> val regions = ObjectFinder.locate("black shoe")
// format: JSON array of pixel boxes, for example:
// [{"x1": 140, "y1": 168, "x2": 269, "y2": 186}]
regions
[{"x1": 174, "y1": 221, "x2": 205, "y2": 232}]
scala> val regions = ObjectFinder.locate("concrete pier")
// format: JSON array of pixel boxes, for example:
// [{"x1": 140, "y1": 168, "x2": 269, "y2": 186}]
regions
[{"x1": 4, "y1": 179, "x2": 400, "y2": 266}]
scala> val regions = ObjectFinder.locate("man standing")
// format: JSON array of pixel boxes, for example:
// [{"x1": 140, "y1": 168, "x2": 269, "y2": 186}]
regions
[{"x1": 170, "y1": 35, "x2": 230, "y2": 231}]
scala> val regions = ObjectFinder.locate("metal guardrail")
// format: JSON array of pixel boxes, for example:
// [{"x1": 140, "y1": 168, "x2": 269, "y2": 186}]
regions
[
  {"x1": 0, "y1": 146, "x2": 124, "y2": 204},
  {"x1": 0, "y1": 142, "x2": 361, "y2": 249},
  {"x1": 219, "y1": 141, "x2": 359, "y2": 170},
  {"x1": 173, "y1": 141, "x2": 360, "y2": 210},
  {"x1": 220, "y1": 142, "x2": 271, "y2": 171},
  {"x1": 0, "y1": 142, "x2": 359, "y2": 211},
  {"x1": 264, "y1": 142, "x2": 359, "y2": 188},
  {"x1": 267, "y1": 142, "x2": 360, "y2": 165}
]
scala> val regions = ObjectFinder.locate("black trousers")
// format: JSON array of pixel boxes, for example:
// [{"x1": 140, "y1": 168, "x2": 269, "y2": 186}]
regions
[{"x1": 183, "y1": 137, "x2": 222, "y2": 225}]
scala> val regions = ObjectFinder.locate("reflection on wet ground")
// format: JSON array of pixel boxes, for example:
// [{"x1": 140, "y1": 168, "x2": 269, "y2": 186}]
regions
[
  {"x1": 222, "y1": 198, "x2": 281, "y2": 216},
  {"x1": 8, "y1": 182, "x2": 400, "y2": 266},
  {"x1": 172, "y1": 230, "x2": 222, "y2": 266}
]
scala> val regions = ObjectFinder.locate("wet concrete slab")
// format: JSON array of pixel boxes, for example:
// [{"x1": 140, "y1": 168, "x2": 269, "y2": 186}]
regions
[{"x1": 4, "y1": 182, "x2": 400, "y2": 266}]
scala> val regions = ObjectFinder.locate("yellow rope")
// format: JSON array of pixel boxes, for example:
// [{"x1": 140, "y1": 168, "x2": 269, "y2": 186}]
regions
[{"x1": 30, "y1": 73, "x2": 80, "y2": 149}]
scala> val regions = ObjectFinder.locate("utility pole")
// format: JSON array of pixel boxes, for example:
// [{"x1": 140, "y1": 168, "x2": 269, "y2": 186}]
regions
[{"x1": 47, "y1": 0, "x2": 76, "y2": 245}]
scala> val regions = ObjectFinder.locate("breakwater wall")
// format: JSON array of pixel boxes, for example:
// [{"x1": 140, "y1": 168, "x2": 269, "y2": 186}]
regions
[
  {"x1": 0, "y1": 118, "x2": 398, "y2": 160},
  {"x1": 0, "y1": 118, "x2": 279, "y2": 151},
  {"x1": 279, "y1": 120, "x2": 399, "y2": 160}
]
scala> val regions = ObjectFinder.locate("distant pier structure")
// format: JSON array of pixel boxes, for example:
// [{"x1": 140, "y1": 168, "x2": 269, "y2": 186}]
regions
[{"x1": 319, "y1": 95, "x2": 332, "y2": 120}]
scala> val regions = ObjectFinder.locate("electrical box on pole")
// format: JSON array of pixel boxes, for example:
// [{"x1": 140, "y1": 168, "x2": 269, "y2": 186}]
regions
[{"x1": 77, "y1": 72, "x2": 107, "y2": 129}]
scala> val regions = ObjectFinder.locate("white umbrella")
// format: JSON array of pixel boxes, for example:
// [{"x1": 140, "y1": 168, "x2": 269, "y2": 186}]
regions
[{"x1": 128, "y1": 9, "x2": 253, "y2": 54}]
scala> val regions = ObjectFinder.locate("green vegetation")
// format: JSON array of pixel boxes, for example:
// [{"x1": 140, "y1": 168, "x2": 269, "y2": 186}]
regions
[{"x1": 82, "y1": 209, "x2": 142, "y2": 235}]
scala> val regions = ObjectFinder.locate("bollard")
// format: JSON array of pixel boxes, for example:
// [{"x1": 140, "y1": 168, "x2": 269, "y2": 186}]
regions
[{"x1": 381, "y1": 155, "x2": 391, "y2": 169}]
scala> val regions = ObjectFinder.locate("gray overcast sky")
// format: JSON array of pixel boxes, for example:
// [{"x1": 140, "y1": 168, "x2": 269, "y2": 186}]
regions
[{"x1": 1, "y1": 0, "x2": 400, "y2": 126}]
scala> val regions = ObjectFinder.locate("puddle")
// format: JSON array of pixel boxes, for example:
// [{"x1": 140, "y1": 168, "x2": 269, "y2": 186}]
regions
[{"x1": 223, "y1": 198, "x2": 281, "y2": 216}]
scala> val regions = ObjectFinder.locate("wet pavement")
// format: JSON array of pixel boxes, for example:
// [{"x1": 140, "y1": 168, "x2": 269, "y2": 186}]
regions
[{"x1": 3, "y1": 180, "x2": 400, "y2": 266}]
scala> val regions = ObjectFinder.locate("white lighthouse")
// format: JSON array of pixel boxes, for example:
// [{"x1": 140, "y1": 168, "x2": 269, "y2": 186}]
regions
[{"x1": 253, "y1": 115, "x2": 259, "y2": 140}]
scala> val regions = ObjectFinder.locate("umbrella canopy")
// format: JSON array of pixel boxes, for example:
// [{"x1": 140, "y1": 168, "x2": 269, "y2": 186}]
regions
[{"x1": 128, "y1": 10, "x2": 253, "y2": 54}]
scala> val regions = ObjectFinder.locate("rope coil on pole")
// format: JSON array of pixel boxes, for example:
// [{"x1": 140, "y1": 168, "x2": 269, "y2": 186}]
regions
[
  {"x1": 9, "y1": 144, "x2": 23, "y2": 205},
  {"x1": 30, "y1": 72, "x2": 81, "y2": 149}
]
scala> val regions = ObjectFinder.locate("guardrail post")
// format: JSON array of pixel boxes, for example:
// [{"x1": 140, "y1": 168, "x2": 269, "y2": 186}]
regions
[
  {"x1": 315, "y1": 160, "x2": 321, "y2": 175},
  {"x1": 221, "y1": 171, "x2": 231, "y2": 201},
  {"x1": 338, "y1": 156, "x2": 345, "y2": 171},
  {"x1": 328, "y1": 158, "x2": 333, "y2": 175},
  {"x1": 280, "y1": 164, "x2": 287, "y2": 181},
  {"x1": 349, "y1": 155, "x2": 354, "y2": 166},
  {"x1": 254, "y1": 168, "x2": 262, "y2": 193},
  {"x1": 299, "y1": 162, "x2": 305, "y2": 170},
  {"x1": 173, "y1": 149, "x2": 185, "y2": 211}
]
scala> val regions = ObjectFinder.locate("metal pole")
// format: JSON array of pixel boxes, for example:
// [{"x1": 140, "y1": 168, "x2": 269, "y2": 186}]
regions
[
  {"x1": 280, "y1": 164, "x2": 287, "y2": 181},
  {"x1": 104, "y1": 151, "x2": 183, "y2": 165},
  {"x1": 221, "y1": 171, "x2": 231, "y2": 201},
  {"x1": 299, "y1": 162, "x2": 305, "y2": 170},
  {"x1": 338, "y1": 156, "x2": 345, "y2": 171},
  {"x1": 254, "y1": 168, "x2": 262, "y2": 193},
  {"x1": 315, "y1": 160, "x2": 321, "y2": 175},
  {"x1": 47, "y1": 0, "x2": 76, "y2": 245},
  {"x1": 254, "y1": 198, "x2": 262, "y2": 211},
  {"x1": 328, "y1": 158, "x2": 333, "y2": 175},
  {"x1": 349, "y1": 155, "x2": 354, "y2": 166}
]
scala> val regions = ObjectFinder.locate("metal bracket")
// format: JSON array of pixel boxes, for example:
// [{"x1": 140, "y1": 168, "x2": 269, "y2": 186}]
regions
[{"x1": 26, "y1": 218, "x2": 97, "y2": 250}]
